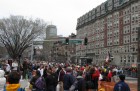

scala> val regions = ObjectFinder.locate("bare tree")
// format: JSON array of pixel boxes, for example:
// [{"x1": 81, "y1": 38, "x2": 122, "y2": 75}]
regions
[{"x1": 0, "y1": 15, "x2": 46, "y2": 61}]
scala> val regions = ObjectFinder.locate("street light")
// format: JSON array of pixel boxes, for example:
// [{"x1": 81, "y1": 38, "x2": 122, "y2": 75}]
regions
[{"x1": 137, "y1": 27, "x2": 140, "y2": 90}]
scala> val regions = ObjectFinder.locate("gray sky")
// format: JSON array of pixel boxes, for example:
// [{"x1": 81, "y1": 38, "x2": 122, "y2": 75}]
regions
[{"x1": 0, "y1": 0, "x2": 106, "y2": 37}]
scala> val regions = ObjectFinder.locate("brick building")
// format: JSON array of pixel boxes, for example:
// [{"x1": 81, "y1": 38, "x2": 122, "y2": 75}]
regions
[
  {"x1": 76, "y1": 0, "x2": 140, "y2": 67},
  {"x1": 51, "y1": 33, "x2": 77, "y2": 63}
]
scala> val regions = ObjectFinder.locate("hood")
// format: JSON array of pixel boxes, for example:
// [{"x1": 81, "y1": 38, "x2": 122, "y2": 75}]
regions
[
  {"x1": 6, "y1": 84, "x2": 20, "y2": 91},
  {"x1": 0, "y1": 70, "x2": 5, "y2": 78}
]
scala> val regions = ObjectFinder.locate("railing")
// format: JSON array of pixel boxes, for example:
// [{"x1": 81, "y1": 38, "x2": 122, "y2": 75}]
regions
[{"x1": 123, "y1": 70, "x2": 137, "y2": 78}]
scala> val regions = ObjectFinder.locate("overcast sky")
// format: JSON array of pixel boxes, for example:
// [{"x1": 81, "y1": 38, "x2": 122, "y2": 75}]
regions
[{"x1": 0, "y1": 0, "x2": 106, "y2": 37}]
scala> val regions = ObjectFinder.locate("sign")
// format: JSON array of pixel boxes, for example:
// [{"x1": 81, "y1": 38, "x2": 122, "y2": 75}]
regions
[{"x1": 69, "y1": 40, "x2": 83, "y2": 44}]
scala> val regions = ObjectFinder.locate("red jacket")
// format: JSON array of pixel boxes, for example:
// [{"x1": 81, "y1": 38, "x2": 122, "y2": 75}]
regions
[
  {"x1": 92, "y1": 70, "x2": 100, "y2": 79},
  {"x1": 107, "y1": 72, "x2": 112, "y2": 78}
]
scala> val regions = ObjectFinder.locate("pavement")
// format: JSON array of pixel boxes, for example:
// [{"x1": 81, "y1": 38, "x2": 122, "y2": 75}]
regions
[{"x1": 125, "y1": 77, "x2": 137, "y2": 83}]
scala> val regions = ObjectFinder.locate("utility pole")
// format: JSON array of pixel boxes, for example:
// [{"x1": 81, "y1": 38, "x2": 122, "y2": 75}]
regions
[{"x1": 138, "y1": 27, "x2": 140, "y2": 91}]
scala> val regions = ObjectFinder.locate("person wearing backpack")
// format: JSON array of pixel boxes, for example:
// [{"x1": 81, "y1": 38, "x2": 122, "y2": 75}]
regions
[
  {"x1": 113, "y1": 74, "x2": 130, "y2": 91},
  {"x1": 75, "y1": 71, "x2": 86, "y2": 91},
  {"x1": 30, "y1": 70, "x2": 46, "y2": 91},
  {"x1": 4, "y1": 71, "x2": 25, "y2": 91},
  {"x1": 63, "y1": 67, "x2": 76, "y2": 91}
]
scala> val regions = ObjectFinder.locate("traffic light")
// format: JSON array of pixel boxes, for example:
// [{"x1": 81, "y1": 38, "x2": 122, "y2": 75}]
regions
[
  {"x1": 65, "y1": 38, "x2": 69, "y2": 45},
  {"x1": 84, "y1": 37, "x2": 88, "y2": 45}
]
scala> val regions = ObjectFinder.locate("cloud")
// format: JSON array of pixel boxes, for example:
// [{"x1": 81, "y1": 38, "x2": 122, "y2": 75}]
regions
[{"x1": 0, "y1": 0, "x2": 106, "y2": 36}]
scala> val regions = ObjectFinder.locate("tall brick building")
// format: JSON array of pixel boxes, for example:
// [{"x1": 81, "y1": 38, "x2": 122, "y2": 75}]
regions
[{"x1": 76, "y1": 0, "x2": 140, "y2": 67}]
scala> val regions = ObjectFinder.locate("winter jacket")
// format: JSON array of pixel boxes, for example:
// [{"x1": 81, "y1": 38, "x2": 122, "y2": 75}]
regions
[
  {"x1": 75, "y1": 76, "x2": 86, "y2": 91},
  {"x1": 113, "y1": 81, "x2": 130, "y2": 91},
  {"x1": 0, "y1": 70, "x2": 6, "y2": 91},
  {"x1": 63, "y1": 73, "x2": 75, "y2": 90},
  {"x1": 30, "y1": 75, "x2": 40, "y2": 89},
  {"x1": 4, "y1": 84, "x2": 25, "y2": 91},
  {"x1": 92, "y1": 70, "x2": 100, "y2": 79},
  {"x1": 45, "y1": 73, "x2": 57, "y2": 91}
]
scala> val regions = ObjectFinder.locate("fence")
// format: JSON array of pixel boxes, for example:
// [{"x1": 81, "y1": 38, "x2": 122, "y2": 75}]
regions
[{"x1": 123, "y1": 70, "x2": 137, "y2": 78}]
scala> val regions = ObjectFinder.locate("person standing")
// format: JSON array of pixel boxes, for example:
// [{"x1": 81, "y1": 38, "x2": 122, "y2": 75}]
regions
[
  {"x1": 45, "y1": 68, "x2": 56, "y2": 91},
  {"x1": 85, "y1": 67, "x2": 95, "y2": 91},
  {"x1": 111, "y1": 71, "x2": 118, "y2": 83},
  {"x1": 63, "y1": 67, "x2": 75, "y2": 91},
  {"x1": 107, "y1": 70, "x2": 112, "y2": 82},
  {"x1": 113, "y1": 74, "x2": 130, "y2": 91},
  {"x1": 5, "y1": 61, "x2": 11, "y2": 75},
  {"x1": 22, "y1": 61, "x2": 28, "y2": 79},
  {"x1": 4, "y1": 71, "x2": 25, "y2": 91},
  {"x1": 75, "y1": 71, "x2": 86, "y2": 91},
  {"x1": 30, "y1": 70, "x2": 41, "y2": 91},
  {"x1": 0, "y1": 70, "x2": 6, "y2": 91}
]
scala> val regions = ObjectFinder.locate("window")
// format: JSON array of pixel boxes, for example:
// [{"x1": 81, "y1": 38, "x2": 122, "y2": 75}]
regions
[
  {"x1": 133, "y1": 38, "x2": 135, "y2": 41},
  {"x1": 128, "y1": 40, "x2": 129, "y2": 42},
  {"x1": 136, "y1": 38, "x2": 138, "y2": 41},
  {"x1": 124, "y1": 60, "x2": 126, "y2": 62}
]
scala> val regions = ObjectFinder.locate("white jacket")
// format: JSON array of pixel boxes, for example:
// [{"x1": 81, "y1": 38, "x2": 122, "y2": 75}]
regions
[{"x1": 0, "y1": 70, "x2": 6, "y2": 91}]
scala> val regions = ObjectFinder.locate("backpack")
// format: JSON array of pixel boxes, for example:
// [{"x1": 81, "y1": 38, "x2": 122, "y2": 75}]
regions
[
  {"x1": 35, "y1": 77, "x2": 46, "y2": 90},
  {"x1": 69, "y1": 80, "x2": 78, "y2": 91}
]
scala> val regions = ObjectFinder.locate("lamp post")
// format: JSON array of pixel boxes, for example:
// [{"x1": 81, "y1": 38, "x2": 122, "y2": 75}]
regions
[{"x1": 137, "y1": 27, "x2": 140, "y2": 91}]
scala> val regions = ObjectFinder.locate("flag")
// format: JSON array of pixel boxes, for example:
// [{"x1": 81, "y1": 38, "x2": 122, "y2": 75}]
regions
[
  {"x1": 105, "y1": 55, "x2": 109, "y2": 62},
  {"x1": 105, "y1": 52, "x2": 110, "y2": 62}
]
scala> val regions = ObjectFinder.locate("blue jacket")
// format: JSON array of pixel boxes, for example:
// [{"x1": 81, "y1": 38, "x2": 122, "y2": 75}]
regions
[{"x1": 113, "y1": 81, "x2": 130, "y2": 91}]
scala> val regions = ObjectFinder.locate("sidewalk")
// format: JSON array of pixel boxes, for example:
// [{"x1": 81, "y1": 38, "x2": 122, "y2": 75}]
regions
[
  {"x1": 126, "y1": 77, "x2": 137, "y2": 80},
  {"x1": 125, "y1": 77, "x2": 137, "y2": 83}
]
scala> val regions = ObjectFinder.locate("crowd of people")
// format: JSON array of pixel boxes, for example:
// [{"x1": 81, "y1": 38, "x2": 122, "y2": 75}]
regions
[{"x1": 0, "y1": 59, "x2": 131, "y2": 91}]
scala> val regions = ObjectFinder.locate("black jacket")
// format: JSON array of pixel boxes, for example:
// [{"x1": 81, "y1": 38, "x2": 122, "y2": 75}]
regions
[
  {"x1": 63, "y1": 73, "x2": 75, "y2": 90},
  {"x1": 76, "y1": 76, "x2": 86, "y2": 91}
]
